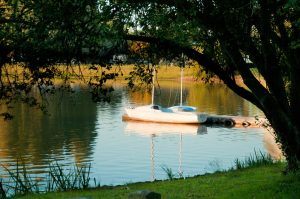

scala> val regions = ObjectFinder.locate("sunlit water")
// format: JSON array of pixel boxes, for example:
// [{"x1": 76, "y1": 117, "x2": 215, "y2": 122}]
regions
[{"x1": 0, "y1": 82, "x2": 281, "y2": 187}]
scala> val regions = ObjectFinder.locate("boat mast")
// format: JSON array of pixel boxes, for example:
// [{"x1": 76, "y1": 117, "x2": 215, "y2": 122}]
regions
[
  {"x1": 180, "y1": 54, "x2": 184, "y2": 107},
  {"x1": 151, "y1": 64, "x2": 155, "y2": 106}
]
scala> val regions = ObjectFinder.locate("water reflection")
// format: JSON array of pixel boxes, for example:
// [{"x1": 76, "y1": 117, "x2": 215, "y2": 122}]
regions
[
  {"x1": 124, "y1": 121, "x2": 207, "y2": 181},
  {"x1": 263, "y1": 131, "x2": 283, "y2": 160},
  {"x1": 0, "y1": 82, "x2": 281, "y2": 186},
  {"x1": 0, "y1": 88, "x2": 98, "y2": 171},
  {"x1": 125, "y1": 121, "x2": 207, "y2": 136}
]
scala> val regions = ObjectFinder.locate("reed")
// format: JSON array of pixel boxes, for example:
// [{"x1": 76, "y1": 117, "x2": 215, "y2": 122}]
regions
[
  {"x1": 233, "y1": 150, "x2": 274, "y2": 170},
  {"x1": 161, "y1": 166, "x2": 176, "y2": 180},
  {"x1": 1, "y1": 161, "x2": 40, "y2": 196},
  {"x1": 0, "y1": 161, "x2": 93, "y2": 197},
  {"x1": 47, "y1": 162, "x2": 92, "y2": 191},
  {"x1": 161, "y1": 165, "x2": 185, "y2": 180}
]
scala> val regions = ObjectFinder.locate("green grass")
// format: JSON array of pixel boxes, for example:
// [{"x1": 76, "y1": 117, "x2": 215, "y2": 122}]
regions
[{"x1": 13, "y1": 163, "x2": 300, "y2": 199}]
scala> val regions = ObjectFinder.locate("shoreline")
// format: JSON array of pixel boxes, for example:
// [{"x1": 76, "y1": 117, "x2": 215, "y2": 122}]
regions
[{"x1": 14, "y1": 162, "x2": 300, "y2": 199}]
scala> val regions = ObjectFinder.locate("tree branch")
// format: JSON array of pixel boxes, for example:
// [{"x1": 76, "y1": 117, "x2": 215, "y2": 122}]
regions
[{"x1": 125, "y1": 34, "x2": 263, "y2": 110}]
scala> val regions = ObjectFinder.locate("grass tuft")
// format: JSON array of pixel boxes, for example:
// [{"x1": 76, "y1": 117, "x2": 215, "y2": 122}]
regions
[
  {"x1": 161, "y1": 166, "x2": 176, "y2": 180},
  {"x1": 1, "y1": 160, "x2": 40, "y2": 196},
  {"x1": 1, "y1": 161, "x2": 93, "y2": 198},
  {"x1": 233, "y1": 150, "x2": 274, "y2": 170},
  {"x1": 161, "y1": 165, "x2": 185, "y2": 180},
  {"x1": 47, "y1": 162, "x2": 92, "y2": 192}
]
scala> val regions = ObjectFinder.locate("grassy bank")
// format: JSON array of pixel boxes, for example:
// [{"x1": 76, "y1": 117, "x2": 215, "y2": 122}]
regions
[{"x1": 14, "y1": 163, "x2": 300, "y2": 199}]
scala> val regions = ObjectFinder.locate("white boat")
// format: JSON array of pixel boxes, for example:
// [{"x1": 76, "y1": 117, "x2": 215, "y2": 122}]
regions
[
  {"x1": 123, "y1": 59, "x2": 207, "y2": 124},
  {"x1": 124, "y1": 105, "x2": 207, "y2": 124}
]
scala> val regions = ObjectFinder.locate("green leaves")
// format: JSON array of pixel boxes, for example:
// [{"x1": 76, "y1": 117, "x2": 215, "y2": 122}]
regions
[
  {"x1": 0, "y1": 0, "x2": 126, "y2": 118},
  {"x1": 125, "y1": 63, "x2": 154, "y2": 89}
]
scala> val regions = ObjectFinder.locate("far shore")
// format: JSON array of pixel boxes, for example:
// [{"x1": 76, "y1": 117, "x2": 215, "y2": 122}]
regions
[{"x1": 2, "y1": 64, "x2": 266, "y2": 90}]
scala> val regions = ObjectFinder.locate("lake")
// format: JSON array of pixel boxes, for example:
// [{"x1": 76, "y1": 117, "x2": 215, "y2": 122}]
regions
[{"x1": 0, "y1": 81, "x2": 281, "y2": 187}]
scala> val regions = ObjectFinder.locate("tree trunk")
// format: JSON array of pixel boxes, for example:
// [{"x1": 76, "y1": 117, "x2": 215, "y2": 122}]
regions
[{"x1": 0, "y1": 181, "x2": 6, "y2": 198}]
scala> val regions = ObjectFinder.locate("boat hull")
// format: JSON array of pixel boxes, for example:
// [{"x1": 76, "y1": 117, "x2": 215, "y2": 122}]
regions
[{"x1": 124, "y1": 106, "x2": 207, "y2": 124}]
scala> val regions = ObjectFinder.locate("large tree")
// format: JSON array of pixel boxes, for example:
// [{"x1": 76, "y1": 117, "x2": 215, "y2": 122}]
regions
[
  {"x1": 1, "y1": 0, "x2": 300, "y2": 171},
  {"x1": 98, "y1": 0, "x2": 300, "y2": 170}
]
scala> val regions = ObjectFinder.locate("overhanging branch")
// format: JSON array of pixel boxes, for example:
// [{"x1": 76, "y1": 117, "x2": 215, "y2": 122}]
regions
[{"x1": 125, "y1": 34, "x2": 264, "y2": 110}]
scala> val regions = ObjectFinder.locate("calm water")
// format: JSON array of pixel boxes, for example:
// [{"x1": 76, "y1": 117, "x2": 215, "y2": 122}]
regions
[{"x1": 0, "y1": 82, "x2": 281, "y2": 186}]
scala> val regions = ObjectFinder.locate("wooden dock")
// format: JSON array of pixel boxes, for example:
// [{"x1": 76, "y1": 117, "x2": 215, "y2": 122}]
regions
[
  {"x1": 204, "y1": 114, "x2": 267, "y2": 127},
  {"x1": 123, "y1": 114, "x2": 267, "y2": 128}
]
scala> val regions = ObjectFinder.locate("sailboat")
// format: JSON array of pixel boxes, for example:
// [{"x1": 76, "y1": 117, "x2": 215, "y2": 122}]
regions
[{"x1": 123, "y1": 61, "x2": 207, "y2": 124}]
